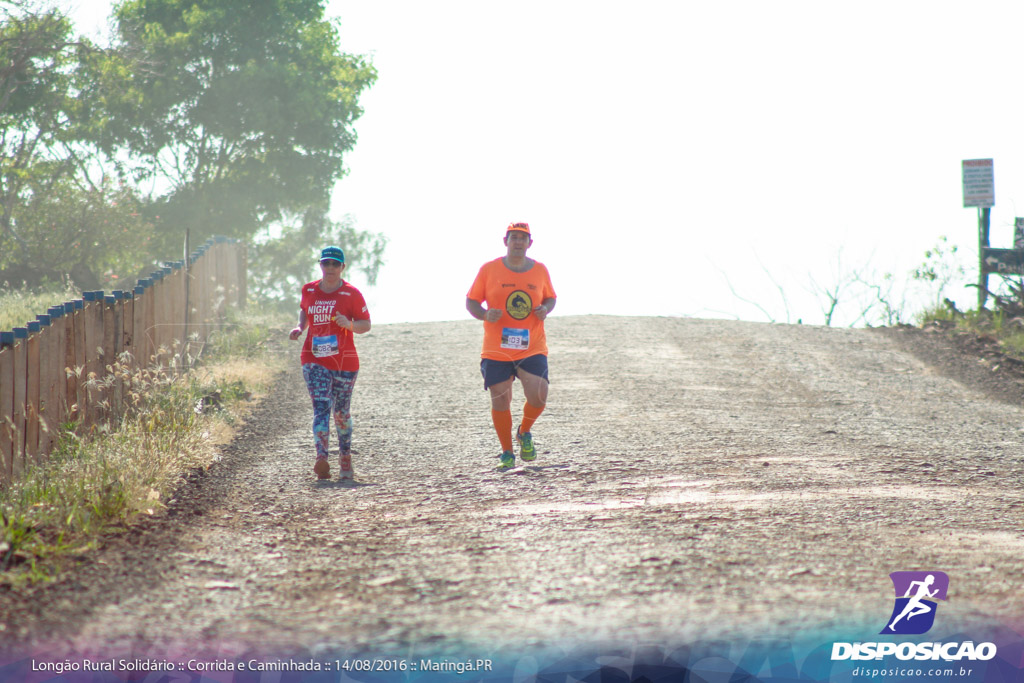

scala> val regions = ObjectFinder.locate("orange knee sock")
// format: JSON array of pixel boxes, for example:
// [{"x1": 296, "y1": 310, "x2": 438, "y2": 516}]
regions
[
  {"x1": 520, "y1": 401, "x2": 545, "y2": 434},
  {"x1": 491, "y1": 409, "x2": 514, "y2": 452}
]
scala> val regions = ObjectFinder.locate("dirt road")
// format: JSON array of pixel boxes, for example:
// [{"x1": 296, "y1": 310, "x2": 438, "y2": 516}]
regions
[{"x1": 2, "y1": 316, "x2": 1023, "y2": 674}]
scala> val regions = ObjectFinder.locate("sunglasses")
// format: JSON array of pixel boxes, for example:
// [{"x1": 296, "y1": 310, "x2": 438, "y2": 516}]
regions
[{"x1": 320, "y1": 260, "x2": 343, "y2": 267}]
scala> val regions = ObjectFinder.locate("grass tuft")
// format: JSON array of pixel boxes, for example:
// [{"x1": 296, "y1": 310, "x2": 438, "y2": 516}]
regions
[
  {"x1": 920, "y1": 302, "x2": 1024, "y2": 363},
  {"x1": 0, "y1": 283, "x2": 80, "y2": 331},
  {"x1": 0, "y1": 306, "x2": 288, "y2": 585}
]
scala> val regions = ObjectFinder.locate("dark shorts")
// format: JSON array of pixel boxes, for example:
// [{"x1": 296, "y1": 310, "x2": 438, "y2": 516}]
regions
[{"x1": 481, "y1": 354, "x2": 549, "y2": 390}]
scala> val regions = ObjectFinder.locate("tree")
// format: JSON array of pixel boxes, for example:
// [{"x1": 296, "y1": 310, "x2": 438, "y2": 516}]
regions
[
  {"x1": 0, "y1": 4, "x2": 80, "y2": 258},
  {"x1": 248, "y1": 209, "x2": 385, "y2": 308},
  {"x1": 106, "y1": 0, "x2": 378, "y2": 257},
  {"x1": 4, "y1": 177, "x2": 155, "y2": 289},
  {"x1": 0, "y1": 3, "x2": 153, "y2": 288}
]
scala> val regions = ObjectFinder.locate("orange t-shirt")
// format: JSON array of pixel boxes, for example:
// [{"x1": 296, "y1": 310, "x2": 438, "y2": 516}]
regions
[{"x1": 467, "y1": 257, "x2": 556, "y2": 361}]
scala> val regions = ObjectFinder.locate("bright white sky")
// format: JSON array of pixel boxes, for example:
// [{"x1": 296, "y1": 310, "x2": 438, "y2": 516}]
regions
[{"x1": 65, "y1": 0, "x2": 1024, "y2": 326}]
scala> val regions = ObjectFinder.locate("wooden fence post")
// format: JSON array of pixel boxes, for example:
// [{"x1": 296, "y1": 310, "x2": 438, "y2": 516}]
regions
[
  {"x1": 136, "y1": 279, "x2": 153, "y2": 369},
  {"x1": 150, "y1": 270, "x2": 166, "y2": 369},
  {"x1": 121, "y1": 290, "x2": 134, "y2": 415},
  {"x1": 37, "y1": 313, "x2": 59, "y2": 459},
  {"x1": 101, "y1": 295, "x2": 116, "y2": 426},
  {"x1": 184, "y1": 254, "x2": 195, "y2": 364},
  {"x1": 222, "y1": 240, "x2": 236, "y2": 309},
  {"x1": 206, "y1": 242, "x2": 217, "y2": 335},
  {"x1": 11, "y1": 327, "x2": 28, "y2": 478},
  {"x1": 62, "y1": 302, "x2": 78, "y2": 428},
  {"x1": 46, "y1": 305, "x2": 68, "y2": 453},
  {"x1": 82, "y1": 291, "x2": 105, "y2": 433},
  {"x1": 105, "y1": 294, "x2": 123, "y2": 421},
  {"x1": 214, "y1": 239, "x2": 227, "y2": 322},
  {"x1": 71, "y1": 299, "x2": 86, "y2": 429},
  {"x1": 237, "y1": 241, "x2": 248, "y2": 311},
  {"x1": 0, "y1": 332, "x2": 14, "y2": 484},
  {"x1": 168, "y1": 263, "x2": 184, "y2": 371},
  {"x1": 114, "y1": 292, "x2": 125, "y2": 417},
  {"x1": 161, "y1": 266, "x2": 175, "y2": 366},
  {"x1": 195, "y1": 245, "x2": 210, "y2": 345},
  {"x1": 134, "y1": 282, "x2": 148, "y2": 369},
  {"x1": 25, "y1": 321, "x2": 41, "y2": 464}
]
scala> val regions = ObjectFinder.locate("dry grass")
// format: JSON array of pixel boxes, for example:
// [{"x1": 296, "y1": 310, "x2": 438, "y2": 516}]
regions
[
  {"x1": 0, "y1": 284, "x2": 79, "y2": 331},
  {"x1": 0, "y1": 308, "x2": 289, "y2": 585}
]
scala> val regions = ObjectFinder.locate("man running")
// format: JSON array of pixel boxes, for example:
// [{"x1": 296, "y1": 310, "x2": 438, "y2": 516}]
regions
[{"x1": 466, "y1": 222, "x2": 557, "y2": 469}]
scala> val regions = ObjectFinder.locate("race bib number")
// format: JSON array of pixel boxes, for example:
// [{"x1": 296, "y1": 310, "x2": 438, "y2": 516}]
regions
[
  {"x1": 312, "y1": 334, "x2": 339, "y2": 358},
  {"x1": 501, "y1": 327, "x2": 530, "y2": 350}
]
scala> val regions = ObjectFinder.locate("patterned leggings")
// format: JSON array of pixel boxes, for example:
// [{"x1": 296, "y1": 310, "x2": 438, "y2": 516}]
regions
[{"x1": 302, "y1": 363, "x2": 358, "y2": 459}]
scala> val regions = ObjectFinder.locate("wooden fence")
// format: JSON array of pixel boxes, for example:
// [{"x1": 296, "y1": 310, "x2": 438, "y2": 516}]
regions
[{"x1": 0, "y1": 237, "x2": 247, "y2": 485}]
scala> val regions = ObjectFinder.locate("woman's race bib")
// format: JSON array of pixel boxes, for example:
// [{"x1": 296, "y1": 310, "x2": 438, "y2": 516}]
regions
[{"x1": 312, "y1": 334, "x2": 340, "y2": 357}]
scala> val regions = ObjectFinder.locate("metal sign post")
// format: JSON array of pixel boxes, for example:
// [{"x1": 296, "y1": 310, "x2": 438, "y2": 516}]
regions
[
  {"x1": 978, "y1": 207, "x2": 991, "y2": 307},
  {"x1": 962, "y1": 159, "x2": 995, "y2": 307}
]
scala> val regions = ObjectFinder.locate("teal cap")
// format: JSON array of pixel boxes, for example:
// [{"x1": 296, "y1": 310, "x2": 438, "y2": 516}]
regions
[{"x1": 319, "y1": 246, "x2": 345, "y2": 263}]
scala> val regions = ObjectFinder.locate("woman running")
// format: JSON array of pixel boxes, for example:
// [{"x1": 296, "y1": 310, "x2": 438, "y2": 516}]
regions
[{"x1": 288, "y1": 246, "x2": 371, "y2": 480}]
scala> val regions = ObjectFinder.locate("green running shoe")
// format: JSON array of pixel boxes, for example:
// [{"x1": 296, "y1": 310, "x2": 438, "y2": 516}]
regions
[
  {"x1": 499, "y1": 450, "x2": 515, "y2": 469},
  {"x1": 517, "y1": 427, "x2": 536, "y2": 462}
]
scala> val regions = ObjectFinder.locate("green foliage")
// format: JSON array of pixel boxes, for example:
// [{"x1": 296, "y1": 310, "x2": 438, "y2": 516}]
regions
[
  {"x1": 0, "y1": 281, "x2": 77, "y2": 330},
  {"x1": 248, "y1": 209, "x2": 386, "y2": 307},
  {"x1": 0, "y1": 6, "x2": 78, "y2": 129},
  {"x1": 201, "y1": 304, "x2": 288, "y2": 361},
  {"x1": 998, "y1": 328, "x2": 1024, "y2": 356},
  {"x1": 970, "y1": 307, "x2": 1001, "y2": 329},
  {"x1": 912, "y1": 236, "x2": 965, "y2": 306},
  {"x1": 106, "y1": 0, "x2": 378, "y2": 256},
  {"x1": 913, "y1": 302, "x2": 957, "y2": 325},
  {"x1": 0, "y1": 5, "x2": 156, "y2": 287},
  {"x1": 0, "y1": 7, "x2": 81, "y2": 256},
  {"x1": 0, "y1": 0, "x2": 386, "y2": 305},
  {"x1": 1, "y1": 177, "x2": 155, "y2": 286}
]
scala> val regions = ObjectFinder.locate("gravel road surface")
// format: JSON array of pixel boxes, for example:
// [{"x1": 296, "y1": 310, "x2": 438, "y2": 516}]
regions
[{"x1": 1, "y1": 315, "x2": 1022, "y2": 671}]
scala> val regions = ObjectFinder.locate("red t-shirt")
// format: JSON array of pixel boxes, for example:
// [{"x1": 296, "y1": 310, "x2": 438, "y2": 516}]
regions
[
  {"x1": 299, "y1": 279, "x2": 370, "y2": 371},
  {"x1": 467, "y1": 257, "x2": 556, "y2": 361}
]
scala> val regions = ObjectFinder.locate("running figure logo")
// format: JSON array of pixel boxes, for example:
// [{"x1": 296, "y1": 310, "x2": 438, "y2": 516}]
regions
[{"x1": 881, "y1": 571, "x2": 949, "y2": 635}]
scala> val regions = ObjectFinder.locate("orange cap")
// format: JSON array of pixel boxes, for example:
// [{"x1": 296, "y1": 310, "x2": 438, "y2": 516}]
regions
[{"x1": 506, "y1": 222, "x2": 531, "y2": 235}]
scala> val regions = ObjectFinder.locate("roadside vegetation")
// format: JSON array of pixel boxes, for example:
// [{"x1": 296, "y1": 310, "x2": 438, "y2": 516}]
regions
[
  {"x1": 911, "y1": 237, "x2": 1024, "y2": 361},
  {"x1": 0, "y1": 302, "x2": 289, "y2": 586},
  {"x1": 0, "y1": 0, "x2": 386, "y2": 584},
  {"x1": 0, "y1": 0, "x2": 389, "y2": 587},
  {"x1": 919, "y1": 299, "x2": 1024, "y2": 360}
]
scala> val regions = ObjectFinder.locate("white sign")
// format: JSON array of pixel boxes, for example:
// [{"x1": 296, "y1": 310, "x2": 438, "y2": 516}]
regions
[{"x1": 962, "y1": 158, "x2": 994, "y2": 208}]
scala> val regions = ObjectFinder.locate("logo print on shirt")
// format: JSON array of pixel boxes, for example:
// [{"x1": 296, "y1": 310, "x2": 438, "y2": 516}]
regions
[
  {"x1": 506, "y1": 290, "x2": 532, "y2": 320},
  {"x1": 309, "y1": 301, "x2": 337, "y2": 325}
]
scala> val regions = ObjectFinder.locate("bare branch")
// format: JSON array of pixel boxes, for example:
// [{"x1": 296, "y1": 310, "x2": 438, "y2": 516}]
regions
[{"x1": 710, "y1": 257, "x2": 779, "y2": 324}]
